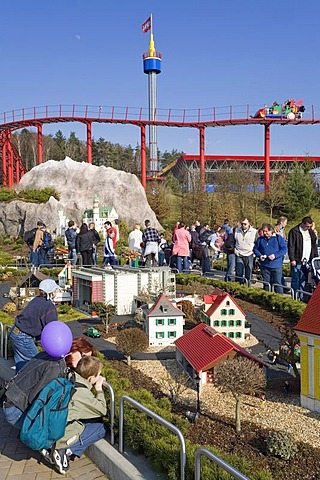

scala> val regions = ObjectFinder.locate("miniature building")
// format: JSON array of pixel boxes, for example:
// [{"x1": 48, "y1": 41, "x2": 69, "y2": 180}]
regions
[
  {"x1": 143, "y1": 293, "x2": 185, "y2": 346},
  {"x1": 174, "y1": 323, "x2": 266, "y2": 388},
  {"x1": 72, "y1": 265, "x2": 176, "y2": 315},
  {"x1": 200, "y1": 290, "x2": 251, "y2": 344},
  {"x1": 295, "y1": 283, "x2": 320, "y2": 413},
  {"x1": 83, "y1": 195, "x2": 118, "y2": 238}
]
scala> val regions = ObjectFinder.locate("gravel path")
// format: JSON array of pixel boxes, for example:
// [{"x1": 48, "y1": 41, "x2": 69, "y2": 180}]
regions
[{"x1": 131, "y1": 359, "x2": 320, "y2": 449}]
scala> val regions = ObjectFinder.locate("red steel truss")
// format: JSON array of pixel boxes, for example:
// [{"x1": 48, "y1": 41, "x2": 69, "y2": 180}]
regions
[{"x1": 1, "y1": 103, "x2": 320, "y2": 191}]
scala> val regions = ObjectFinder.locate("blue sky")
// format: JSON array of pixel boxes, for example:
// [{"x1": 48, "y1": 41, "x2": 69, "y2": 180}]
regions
[{"x1": 1, "y1": 0, "x2": 320, "y2": 157}]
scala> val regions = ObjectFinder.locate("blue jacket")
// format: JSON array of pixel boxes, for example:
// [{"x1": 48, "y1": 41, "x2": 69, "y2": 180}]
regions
[{"x1": 253, "y1": 234, "x2": 287, "y2": 269}]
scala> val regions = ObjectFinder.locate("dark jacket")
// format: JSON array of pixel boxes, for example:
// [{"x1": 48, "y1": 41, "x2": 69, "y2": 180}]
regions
[
  {"x1": 287, "y1": 224, "x2": 318, "y2": 265},
  {"x1": 65, "y1": 227, "x2": 77, "y2": 249},
  {"x1": 15, "y1": 295, "x2": 58, "y2": 338},
  {"x1": 224, "y1": 233, "x2": 235, "y2": 254},
  {"x1": 5, "y1": 352, "x2": 68, "y2": 412},
  {"x1": 76, "y1": 231, "x2": 96, "y2": 253}
]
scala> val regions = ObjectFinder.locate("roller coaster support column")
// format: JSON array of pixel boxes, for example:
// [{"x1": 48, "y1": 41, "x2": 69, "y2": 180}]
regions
[
  {"x1": 86, "y1": 122, "x2": 92, "y2": 164},
  {"x1": 264, "y1": 124, "x2": 270, "y2": 197},
  {"x1": 141, "y1": 124, "x2": 147, "y2": 189},
  {"x1": 7, "y1": 131, "x2": 14, "y2": 189},
  {"x1": 199, "y1": 126, "x2": 205, "y2": 191},
  {"x1": 37, "y1": 124, "x2": 43, "y2": 164},
  {"x1": 1, "y1": 133, "x2": 7, "y2": 187}
]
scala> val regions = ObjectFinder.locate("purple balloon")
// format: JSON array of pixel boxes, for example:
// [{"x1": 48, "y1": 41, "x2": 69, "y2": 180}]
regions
[{"x1": 41, "y1": 321, "x2": 73, "y2": 358}]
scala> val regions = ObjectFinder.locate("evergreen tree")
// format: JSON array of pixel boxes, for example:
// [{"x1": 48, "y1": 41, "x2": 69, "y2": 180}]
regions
[{"x1": 281, "y1": 162, "x2": 315, "y2": 220}]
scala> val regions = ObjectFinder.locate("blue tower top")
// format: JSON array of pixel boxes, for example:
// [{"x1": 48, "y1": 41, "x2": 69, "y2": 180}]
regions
[{"x1": 143, "y1": 33, "x2": 162, "y2": 74}]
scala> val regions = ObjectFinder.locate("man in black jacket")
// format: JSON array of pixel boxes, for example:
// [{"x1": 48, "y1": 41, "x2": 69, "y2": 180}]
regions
[{"x1": 287, "y1": 216, "x2": 318, "y2": 294}]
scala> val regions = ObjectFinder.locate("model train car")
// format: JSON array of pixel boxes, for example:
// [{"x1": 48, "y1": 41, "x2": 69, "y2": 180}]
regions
[{"x1": 254, "y1": 99, "x2": 305, "y2": 119}]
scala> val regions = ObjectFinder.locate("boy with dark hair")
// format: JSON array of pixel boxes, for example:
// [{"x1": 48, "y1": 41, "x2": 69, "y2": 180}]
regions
[{"x1": 52, "y1": 356, "x2": 107, "y2": 474}]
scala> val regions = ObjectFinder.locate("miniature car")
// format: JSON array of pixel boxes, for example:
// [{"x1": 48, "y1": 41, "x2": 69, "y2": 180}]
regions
[
  {"x1": 253, "y1": 99, "x2": 305, "y2": 120},
  {"x1": 84, "y1": 326, "x2": 101, "y2": 338}
]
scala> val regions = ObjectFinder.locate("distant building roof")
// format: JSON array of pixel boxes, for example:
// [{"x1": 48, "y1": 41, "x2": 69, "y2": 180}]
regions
[
  {"x1": 18, "y1": 270, "x2": 50, "y2": 288},
  {"x1": 148, "y1": 293, "x2": 184, "y2": 317},
  {"x1": 174, "y1": 323, "x2": 265, "y2": 372},
  {"x1": 295, "y1": 283, "x2": 320, "y2": 335}
]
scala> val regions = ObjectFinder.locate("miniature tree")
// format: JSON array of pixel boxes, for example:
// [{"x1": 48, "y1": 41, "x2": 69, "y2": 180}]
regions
[
  {"x1": 179, "y1": 300, "x2": 195, "y2": 320},
  {"x1": 157, "y1": 360, "x2": 192, "y2": 403},
  {"x1": 90, "y1": 301, "x2": 115, "y2": 333},
  {"x1": 115, "y1": 328, "x2": 148, "y2": 366},
  {"x1": 215, "y1": 356, "x2": 266, "y2": 432}
]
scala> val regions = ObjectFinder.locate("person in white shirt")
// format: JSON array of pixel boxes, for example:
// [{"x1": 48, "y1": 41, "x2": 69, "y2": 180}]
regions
[
  {"x1": 128, "y1": 224, "x2": 143, "y2": 252},
  {"x1": 234, "y1": 217, "x2": 257, "y2": 284}
]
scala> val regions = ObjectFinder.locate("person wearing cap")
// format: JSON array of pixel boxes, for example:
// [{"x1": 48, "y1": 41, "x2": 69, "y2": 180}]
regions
[{"x1": 9, "y1": 279, "x2": 60, "y2": 371}]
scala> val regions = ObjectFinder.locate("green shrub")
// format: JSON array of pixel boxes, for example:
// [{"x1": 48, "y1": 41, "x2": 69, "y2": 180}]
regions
[
  {"x1": 18, "y1": 188, "x2": 60, "y2": 203},
  {"x1": 0, "y1": 188, "x2": 17, "y2": 202},
  {"x1": 265, "y1": 430, "x2": 297, "y2": 460}
]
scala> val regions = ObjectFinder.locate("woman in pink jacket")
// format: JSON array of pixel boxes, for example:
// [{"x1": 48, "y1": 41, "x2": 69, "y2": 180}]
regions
[{"x1": 172, "y1": 223, "x2": 191, "y2": 273}]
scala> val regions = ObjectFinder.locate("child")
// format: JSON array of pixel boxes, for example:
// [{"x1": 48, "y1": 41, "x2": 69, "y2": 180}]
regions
[
  {"x1": 102, "y1": 230, "x2": 118, "y2": 267},
  {"x1": 52, "y1": 356, "x2": 107, "y2": 475}
]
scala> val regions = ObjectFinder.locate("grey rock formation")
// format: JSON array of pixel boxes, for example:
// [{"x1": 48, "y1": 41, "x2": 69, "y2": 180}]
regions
[{"x1": 0, "y1": 157, "x2": 161, "y2": 236}]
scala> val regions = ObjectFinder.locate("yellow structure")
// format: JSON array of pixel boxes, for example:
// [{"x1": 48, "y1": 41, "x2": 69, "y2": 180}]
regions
[{"x1": 295, "y1": 283, "x2": 320, "y2": 412}]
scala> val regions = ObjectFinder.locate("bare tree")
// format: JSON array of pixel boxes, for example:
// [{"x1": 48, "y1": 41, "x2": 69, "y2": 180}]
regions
[
  {"x1": 215, "y1": 356, "x2": 266, "y2": 432},
  {"x1": 158, "y1": 360, "x2": 192, "y2": 403},
  {"x1": 115, "y1": 328, "x2": 148, "y2": 366}
]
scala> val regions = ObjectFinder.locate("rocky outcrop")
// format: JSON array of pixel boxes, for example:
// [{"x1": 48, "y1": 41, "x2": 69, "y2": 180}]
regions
[{"x1": 0, "y1": 157, "x2": 161, "y2": 236}]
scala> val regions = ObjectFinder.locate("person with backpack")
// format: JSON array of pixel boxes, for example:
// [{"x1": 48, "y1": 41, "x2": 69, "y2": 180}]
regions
[
  {"x1": 23, "y1": 221, "x2": 45, "y2": 267},
  {"x1": 9, "y1": 278, "x2": 60, "y2": 372},
  {"x1": 3, "y1": 337, "x2": 96, "y2": 430},
  {"x1": 51, "y1": 356, "x2": 107, "y2": 474}
]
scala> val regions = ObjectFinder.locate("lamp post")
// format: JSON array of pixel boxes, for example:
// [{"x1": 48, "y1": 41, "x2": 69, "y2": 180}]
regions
[{"x1": 195, "y1": 374, "x2": 201, "y2": 420}]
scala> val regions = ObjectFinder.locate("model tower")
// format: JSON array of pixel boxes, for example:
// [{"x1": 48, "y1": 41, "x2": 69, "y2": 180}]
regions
[{"x1": 142, "y1": 14, "x2": 162, "y2": 174}]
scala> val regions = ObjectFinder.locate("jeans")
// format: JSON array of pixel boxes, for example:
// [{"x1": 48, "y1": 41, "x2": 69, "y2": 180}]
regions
[
  {"x1": 158, "y1": 252, "x2": 165, "y2": 266},
  {"x1": 70, "y1": 422, "x2": 106, "y2": 457},
  {"x1": 10, "y1": 327, "x2": 38, "y2": 372},
  {"x1": 92, "y1": 246, "x2": 98, "y2": 266},
  {"x1": 103, "y1": 255, "x2": 118, "y2": 266},
  {"x1": 235, "y1": 254, "x2": 254, "y2": 284},
  {"x1": 3, "y1": 403, "x2": 24, "y2": 429},
  {"x1": 291, "y1": 264, "x2": 307, "y2": 293},
  {"x1": 224, "y1": 253, "x2": 235, "y2": 281},
  {"x1": 68, "y1": 248, "x2": 77, "y2": 266},
  {"x1": 176, "y1": 256, "x2": 189, "y2": 273},
  {"x1": 201, "y1": 246, "x2": 211, "y2": 274},
  {"x1": 260, "y1": 266, "x2": 283, "y2": 293}
]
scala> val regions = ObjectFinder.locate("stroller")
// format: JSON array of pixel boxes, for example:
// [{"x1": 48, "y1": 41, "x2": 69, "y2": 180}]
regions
[{"x1": 300, "y1": 257, "x2": 320, "y2": 302}]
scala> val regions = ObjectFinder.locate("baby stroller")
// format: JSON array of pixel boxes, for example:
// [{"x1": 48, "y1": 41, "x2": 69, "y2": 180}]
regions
[{"x1": 300, "y1": 258, "x2": 320, "y2": 302}]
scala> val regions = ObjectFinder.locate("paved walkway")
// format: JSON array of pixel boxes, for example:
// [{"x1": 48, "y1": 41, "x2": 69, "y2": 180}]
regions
[{"x1": 0, "y1": 409, "x2": 108, "y2": 479}]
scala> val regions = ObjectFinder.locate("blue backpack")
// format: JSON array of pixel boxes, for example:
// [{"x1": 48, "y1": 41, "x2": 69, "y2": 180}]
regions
[{"x1": 20, "y1": 377, "x2": 75, "y2": 450}]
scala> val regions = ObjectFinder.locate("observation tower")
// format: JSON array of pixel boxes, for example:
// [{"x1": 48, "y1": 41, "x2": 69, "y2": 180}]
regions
[{"x1": 142, "y1": 15, "x2": 162, "y2": 174}]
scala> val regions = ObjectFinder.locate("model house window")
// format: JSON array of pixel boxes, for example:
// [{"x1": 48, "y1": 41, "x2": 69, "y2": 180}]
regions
[
  {"x1": 213, "y1": 320, "x2": 220, "y2": 327},
  {"x1": 236, "y1": 332, "x2": 242, "y2": 338},
  {"x1": 229, "y1": 309, "x2": 235, "y2": 315},
  {"x1": 228, "y1": 332, "x2": 235, "y2": 338},
  {"x1": 236, "y1": 320, "x2": 242, "y2": 326},
  {"x1": 221, "y1": 320, "x2": 227, "y2": 327},
  {"x1": 226, "y1": 301, "x2": 230, "y2": 306},
  {"x1": 229, "y1": 320, "x2": 235, "y2": 327},
  {"x1": 221, "y1": 309, "x2": 227, "y2": 315},
  {"x1": 168, "y1": 331, "x2": 176, "y2": 338},
  {"x1": 156, "y1": 319, "x2": 164, "y2": 326},
  {"x1": 168, "y1": 318, "x2": 176, "y2": 325},
  {"x1": 156, "y1": 332, "x2": 164, "y2": 339},
  {"x1": 222, "y1": 332, "x2": 227, "y2": 337}
]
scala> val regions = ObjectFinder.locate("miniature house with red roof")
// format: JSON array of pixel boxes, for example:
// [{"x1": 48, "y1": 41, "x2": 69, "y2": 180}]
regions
[
  {"x1": 174, "y1": 323, "x2": 265, "y2": 387},
  {"x1": 143, "y1": 293, "x2": 185, "y2": 346},
  {"x1": 295, "y1": 282, "x2": 320, "y2": 413},
  {"x1": 200, "y1": 289, "x2": 251, "y2": 344}
]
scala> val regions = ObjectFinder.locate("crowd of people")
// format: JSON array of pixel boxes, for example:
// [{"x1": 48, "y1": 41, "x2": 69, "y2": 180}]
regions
[{"x1": 135, "y1": 215, "x2": 319, "y2": 297}]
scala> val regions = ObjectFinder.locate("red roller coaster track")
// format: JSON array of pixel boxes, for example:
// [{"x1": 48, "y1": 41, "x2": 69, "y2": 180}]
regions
[{"x1": 1, "y1": 103, "x2": 320, "y2": 192}]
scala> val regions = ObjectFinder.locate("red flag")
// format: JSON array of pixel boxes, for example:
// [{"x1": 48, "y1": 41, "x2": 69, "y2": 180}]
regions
[{"x1": 142, "y1": 17, "x2": 151, "y2": 33}]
